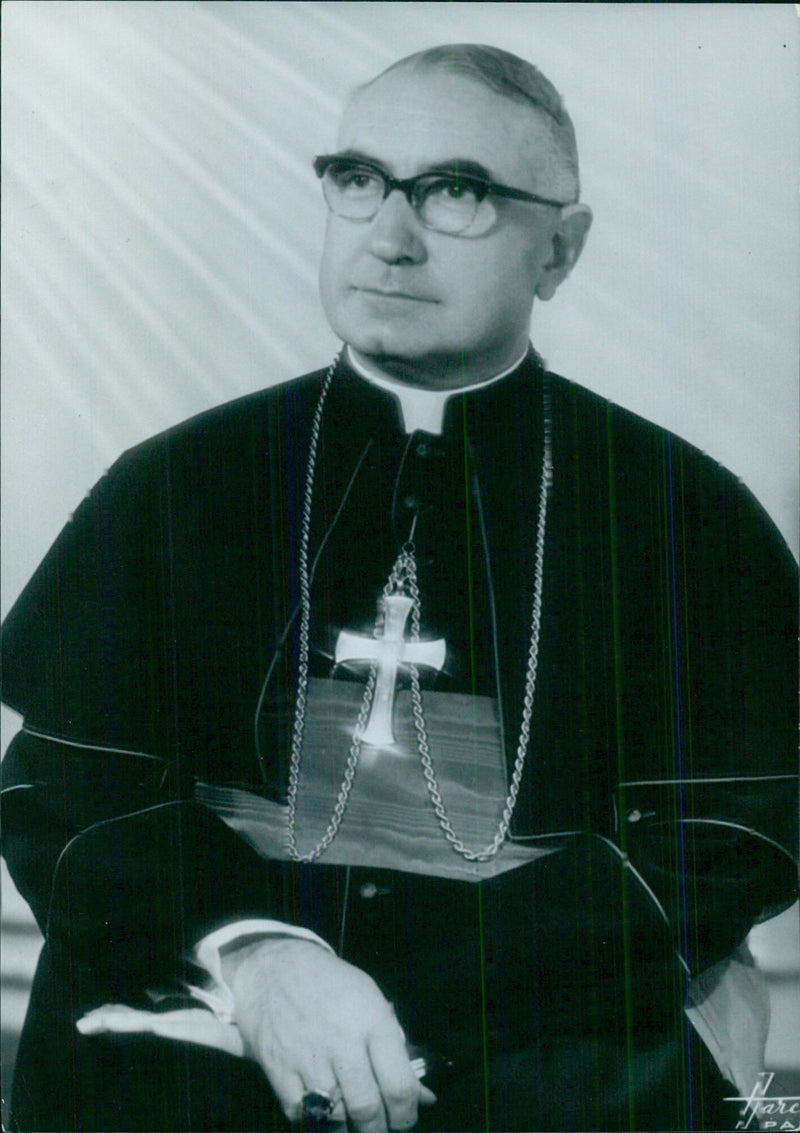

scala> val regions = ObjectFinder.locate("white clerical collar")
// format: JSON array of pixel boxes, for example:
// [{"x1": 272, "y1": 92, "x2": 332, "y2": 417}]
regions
[{"x1": 345, "y1": 345, "x2": 529, "y2": 435}]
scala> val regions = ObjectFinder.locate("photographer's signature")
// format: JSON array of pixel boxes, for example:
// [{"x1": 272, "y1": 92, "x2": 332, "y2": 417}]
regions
[{"x1": 726, "y1": 1072, "x2": 800, "y2": 1130}]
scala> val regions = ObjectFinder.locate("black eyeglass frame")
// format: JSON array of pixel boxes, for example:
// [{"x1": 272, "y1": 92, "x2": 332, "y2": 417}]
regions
[{"x1": 313, "y1": 154, "x2": 574, "y2": 217}]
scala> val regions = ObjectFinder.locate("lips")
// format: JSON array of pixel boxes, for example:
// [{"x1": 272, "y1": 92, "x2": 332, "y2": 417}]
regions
[{"x1": 354, "y1": 286, "x2": 439, "y2": 303}]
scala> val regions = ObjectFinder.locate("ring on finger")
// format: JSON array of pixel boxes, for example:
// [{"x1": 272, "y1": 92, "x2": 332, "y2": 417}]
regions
[{"x1": 301, "y1": 1088, "x2": 341, "y2": 1122}]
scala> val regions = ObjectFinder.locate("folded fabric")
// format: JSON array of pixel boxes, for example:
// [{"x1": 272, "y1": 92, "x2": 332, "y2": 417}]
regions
[
  {"x1": 685, "y1": 942, "x2": 769, "y2": 1096},
  {"x1": 76, "y1": 1002, "x2": 245, "y2": 1057}
]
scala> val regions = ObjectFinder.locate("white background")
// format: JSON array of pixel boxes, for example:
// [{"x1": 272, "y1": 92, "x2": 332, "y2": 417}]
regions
[
  {"x1": 2, "y1": 0, "x2": 799, "y2": 1093},
  {"x1": 2, "y1": 2, "x2": 798, "y2": 625}
]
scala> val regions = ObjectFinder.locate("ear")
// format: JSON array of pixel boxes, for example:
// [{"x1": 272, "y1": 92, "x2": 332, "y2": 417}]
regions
[{"x1": 534, "y1": 204, "x2": 592, "y2": 301}]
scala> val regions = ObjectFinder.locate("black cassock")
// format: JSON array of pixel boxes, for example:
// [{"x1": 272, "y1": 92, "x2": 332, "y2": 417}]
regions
[{"x1": 2, "y1": 351, "x2": 797, "y2": 1131}]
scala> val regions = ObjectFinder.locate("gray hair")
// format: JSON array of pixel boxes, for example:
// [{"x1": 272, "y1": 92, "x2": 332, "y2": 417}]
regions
[{"x1": 360, "y1": 44, "x2": 581, "y2": 201}]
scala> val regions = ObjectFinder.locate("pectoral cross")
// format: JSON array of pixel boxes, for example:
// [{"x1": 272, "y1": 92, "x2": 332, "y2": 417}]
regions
[{"x1": 334, "y1": 594, "x2": 446, "y2": 747}]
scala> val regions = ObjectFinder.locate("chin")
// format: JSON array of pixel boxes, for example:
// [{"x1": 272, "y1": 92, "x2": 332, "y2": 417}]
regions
[
  {"x1": 356, "y1": 347, "x2": 428, "y2": 381},
  {"x1": 339, "y1": 324, "x2": 431, "y2": 365},
  {"x1": 333, "y1": 296, "x2": 438, "y2": 353}
]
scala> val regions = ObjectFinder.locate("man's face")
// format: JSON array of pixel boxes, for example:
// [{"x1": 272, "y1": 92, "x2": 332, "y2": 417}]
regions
[{"x1": 319, "y1": 66, "x2": 589, "y2": 388}]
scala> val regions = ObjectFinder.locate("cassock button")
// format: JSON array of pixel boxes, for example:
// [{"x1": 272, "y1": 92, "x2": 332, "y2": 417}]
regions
[
  {"x1": 626, "y1": 807, "x2": 655, "y2": 822},
  {"x1": 415, "y1": 439, "x2": 446, "y2": 458},
  {"x1": 359, "y1": 881, "x2": 390, "y2": 899}
]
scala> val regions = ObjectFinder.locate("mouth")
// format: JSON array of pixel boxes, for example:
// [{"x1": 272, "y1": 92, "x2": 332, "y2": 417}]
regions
[{"x1": 355, "y1": 287, "x2": 439, "y2": 304}]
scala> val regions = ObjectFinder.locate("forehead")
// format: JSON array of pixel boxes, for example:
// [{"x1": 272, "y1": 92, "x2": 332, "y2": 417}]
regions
[{"x1": 338, "y1": 67, "x2": 556, "y2": 187}]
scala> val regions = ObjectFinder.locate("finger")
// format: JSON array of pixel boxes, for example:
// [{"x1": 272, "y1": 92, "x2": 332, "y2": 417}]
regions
[
  {"x1": 297, "y1": 1083, "x2": 347, "y2": 1127},
  {"x1": 368, "y1": 1035, "x2": 421, "y2": 1131},
  {"x1": 293, "y1": 1050, "x2": 348, "y2": 1124},
  {"x1": 419, "y1": 1084, "x2": 438, "y2": 1107},
  {"x1": 334, "y1": 1060, "x2": 387, "y2": 1133},
  {"x1": 259, "y1": 1065, "x2": 307, "y2": 1124}
]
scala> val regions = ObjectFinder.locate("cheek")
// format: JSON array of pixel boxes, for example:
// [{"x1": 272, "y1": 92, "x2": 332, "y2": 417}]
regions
[
  {"x1": 319, "y1": 233, "x2": 352, "y2": 324},
  {"x1": 482, "y1": 235, "x2": 546, "y2": 311},
  {"x1": 448, "y1": 245, "x2": 534, "y2": 323},
  {"x1": 319, "y1": 229, "x2": 340, "y2": 292},
  {"x1": 320, "y1": 215, "x2": 360, "y2": 283}
]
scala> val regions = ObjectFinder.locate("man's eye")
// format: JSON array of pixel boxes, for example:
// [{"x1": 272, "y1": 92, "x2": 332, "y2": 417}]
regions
[
  {"x1": 425, "y1": 178, "x2": 479, "y2": 204},
  {"x1": 331, "y1": 165, "x2": 381, "y2": 192}
]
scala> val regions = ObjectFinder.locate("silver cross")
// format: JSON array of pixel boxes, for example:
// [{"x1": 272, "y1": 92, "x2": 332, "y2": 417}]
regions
[{"x1": 334, "y1": 594, "x2": 446, "y2": 747}]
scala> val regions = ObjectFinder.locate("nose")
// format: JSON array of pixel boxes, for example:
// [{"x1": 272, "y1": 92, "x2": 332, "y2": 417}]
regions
[{"x1": 366, "y1": 189, "x2": 428, "y2": 265}]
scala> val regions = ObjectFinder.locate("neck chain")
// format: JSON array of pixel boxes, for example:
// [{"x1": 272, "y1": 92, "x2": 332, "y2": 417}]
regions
[{"x1": 287, "y1": 355, "x2": 552, "y2": 863}]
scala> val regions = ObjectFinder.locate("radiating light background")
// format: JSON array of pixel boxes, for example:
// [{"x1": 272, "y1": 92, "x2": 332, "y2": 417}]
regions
[{"x1": 2, "y1": 1, "x2": 798, "y2": 1119}]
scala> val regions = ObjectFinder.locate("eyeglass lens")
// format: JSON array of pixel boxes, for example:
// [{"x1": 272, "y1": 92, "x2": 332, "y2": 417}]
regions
[{"x1": 321, "y1": 161, "x2": 492, "y2": 235}]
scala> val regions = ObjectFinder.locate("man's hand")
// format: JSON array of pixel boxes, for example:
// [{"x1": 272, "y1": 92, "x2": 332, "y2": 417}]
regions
[{"x1": 223, "y1": 937, "x2": 436, "y2": 1132}]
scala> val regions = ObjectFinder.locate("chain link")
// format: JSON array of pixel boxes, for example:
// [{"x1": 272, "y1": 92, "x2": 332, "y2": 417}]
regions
[
  {"x1": 409, "y1": 399, "x2": 551, "y2": 860},
  {"x1": 287, "y1": 360, "x2": 552, "y2": 863},
  {"x1": 286, "y1": 356, "x2": 346, "y2": 862}
]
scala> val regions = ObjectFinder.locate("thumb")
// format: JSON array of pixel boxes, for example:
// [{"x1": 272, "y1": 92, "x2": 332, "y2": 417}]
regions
[{"x1": 419, "y1": 1085, "x2": 437, "y2": 1107}]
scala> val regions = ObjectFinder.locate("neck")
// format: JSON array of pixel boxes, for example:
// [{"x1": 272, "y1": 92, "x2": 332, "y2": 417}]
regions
[
  {"x1": 346, "y1": 345, "x2": 530, "y2": 435},
  {"x1": 347, "y1": 345, "x2": 530, "y2": 394}
]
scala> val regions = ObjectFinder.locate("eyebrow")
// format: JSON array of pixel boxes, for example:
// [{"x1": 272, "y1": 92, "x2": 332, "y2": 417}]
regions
[{"x1": 330, "y1": 149, "x2": 496, "y2": 182}]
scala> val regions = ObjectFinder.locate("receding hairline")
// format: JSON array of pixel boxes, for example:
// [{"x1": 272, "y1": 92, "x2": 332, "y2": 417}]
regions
[{"x1": 349, "y1": 44, "x2": 581, "y2": 200}]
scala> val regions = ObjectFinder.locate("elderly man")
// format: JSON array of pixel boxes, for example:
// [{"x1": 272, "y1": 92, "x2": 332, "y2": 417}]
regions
[{"x1": 2, "y1": 45, "x2": 796, "y2": 1133}]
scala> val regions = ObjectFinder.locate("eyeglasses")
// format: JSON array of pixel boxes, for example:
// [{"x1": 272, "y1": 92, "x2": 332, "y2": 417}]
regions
[{"x1": 313, "y1": 155, "x2": 573, "y2": 236}]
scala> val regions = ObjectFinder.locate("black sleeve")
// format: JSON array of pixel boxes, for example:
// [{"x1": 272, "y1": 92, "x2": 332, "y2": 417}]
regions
[
  {"x1": 616, "y1": 777, "x2": 798, "y2": 974},
  {"x1": 611, "y1": 442, "x2": 799, "y2": 974},
  {"x1": 0, "y1": 430, "x2": 299, "y2": 998},
  {"x1": 0, "y1": 442, "x2": 180, "y2": 761},
  {"x1": 1, "y1": 731, "x2": 174, "y2": 933},
  {"x1": 1, "y1": 732, "x2": 346, "y2": 1011}
]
